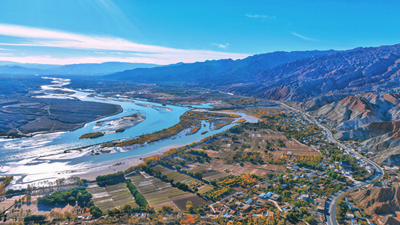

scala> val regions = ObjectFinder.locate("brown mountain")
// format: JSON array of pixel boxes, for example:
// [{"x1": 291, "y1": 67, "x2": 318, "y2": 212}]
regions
[
  {"x1": 315, "y1": 96, "x2": 383, "y2": 130},
  {"x1": 352, "y1": 185, "x2": 400, "y2": 224},
  {"x1": 230, "y1": 45, "x2": 400, "y2": 101}
]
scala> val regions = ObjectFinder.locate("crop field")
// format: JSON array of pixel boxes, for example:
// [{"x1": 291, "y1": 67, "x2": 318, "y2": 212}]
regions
[
  {"x1": 189, "y1": 167, "x2": 230, "y2": 181},
  {"x1": 87, "y1": 182, "x2": 138, "y2": 212},
  {"x1": 197, "y1": 185, "x2": 214, "y2": 194},
  {"x1": 196, "y1": 160, "x2": 285, "y2": 177},
  {"x1": 153, "y1": 165, "x2": 201, "y2": 187},
  {"x1": 129, "y1": 174, "x2": 208, "y2": 211}
]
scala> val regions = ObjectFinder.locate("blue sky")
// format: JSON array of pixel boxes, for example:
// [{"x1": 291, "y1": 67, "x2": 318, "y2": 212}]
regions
[{"x1": 0, "y1": 0, "x2": 398, "y2": 65}]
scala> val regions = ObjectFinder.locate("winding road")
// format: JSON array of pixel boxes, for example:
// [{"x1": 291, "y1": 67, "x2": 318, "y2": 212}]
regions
[{"x1": 278, "y1": 102, "x2": 384, "y2": 225}]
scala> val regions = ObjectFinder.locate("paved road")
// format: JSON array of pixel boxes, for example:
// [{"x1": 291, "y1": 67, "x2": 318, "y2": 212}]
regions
[{"x1": 278, "y1": 102, "x2": 384, "y2": 225}]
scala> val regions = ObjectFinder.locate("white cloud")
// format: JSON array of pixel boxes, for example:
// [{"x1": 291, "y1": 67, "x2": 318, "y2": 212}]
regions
[
  {"x1": 291, "y1": 32, "x2": 316, "y2": 41},
  {"x1": 0, "y1": 24, "x2": 249, "y2": 64},
  {"x1": 246, "y1": 14, "x2": 275, "y2": 19},
  {"x1": 212, "y1": 43, "x2": 229, "y2": 49}
]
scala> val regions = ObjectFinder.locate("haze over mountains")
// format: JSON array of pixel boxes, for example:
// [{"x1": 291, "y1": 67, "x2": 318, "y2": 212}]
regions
[{"x1": 0, "y1": 62, "x2": 158, "y2": 75}]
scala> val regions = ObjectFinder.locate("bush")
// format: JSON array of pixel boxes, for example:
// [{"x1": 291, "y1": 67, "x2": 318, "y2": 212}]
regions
[
  {"x1": 24, "y1": 215, "x2": 46, "y2": 223},
  {"x1": 89, "y1": 206, "x2": 102, "y2": 218}
]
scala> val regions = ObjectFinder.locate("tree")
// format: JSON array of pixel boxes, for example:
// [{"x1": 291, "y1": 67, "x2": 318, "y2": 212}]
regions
[
  {"x1": 299, "y1": 207, "x2": 307, "y2": 215},
  {"x1": 107, "y1": 209, "x2": 115, "y2": 217},
  {"x1": 186, "y1": 201, "x2": 194, "y2": 213},
  {"x1": 112, "y1": 208, "x2": 121, "y2": 217},
  {"x1": 196, "y1": 207, "x2": 204, "y2": 214},
  {"x1": 160, "y1": 205, "x2": 173, "y2": 213},
  {"x1": 123, "y1": 204, "x2": 132, "y2": 213},
  {"x1": 24, "y1": 215, "x2": 46, "y2": 224},
  {"x1": 305, "y1": 216, "x2": 314, "y2": 223},
  {"x1": 282, "y1": 190, "x2": 292, "y2": 198},
  {"x1": 146, "y1": 205, "x2": 155, "y2": 213},
  {"x1": 89, "y1": 206, "x2": 102, "y2": 219}
]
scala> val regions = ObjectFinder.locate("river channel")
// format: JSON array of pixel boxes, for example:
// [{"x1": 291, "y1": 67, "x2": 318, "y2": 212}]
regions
[{"x1": 0, "y1": 77, "x2": 253, "y2": 188}]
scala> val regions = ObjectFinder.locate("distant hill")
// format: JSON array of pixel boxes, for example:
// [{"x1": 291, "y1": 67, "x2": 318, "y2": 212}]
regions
[
  {"x1": 0, "y1": 62, "x2": 158, "y2": 75},
  {"x1": 49, "y1": 62, "x2": 158, "y2": 75},
  {"x1": 105, "y1": 50, "x2": 336, "y2": 84},
  {"x1": 0, "y1": 65, "x2": 45, "y2": 75}
]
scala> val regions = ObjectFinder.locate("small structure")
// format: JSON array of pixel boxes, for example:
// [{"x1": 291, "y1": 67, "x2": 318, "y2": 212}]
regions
[
  {"x1": 299, "y1": 194, "x2": 309, "y2": 201},
  {"x1": 339, "y1": 161, "x2": 352, "y2": 170},
  {"x1": 270, "y1": 193, "x2": 280, "y2": 201}
]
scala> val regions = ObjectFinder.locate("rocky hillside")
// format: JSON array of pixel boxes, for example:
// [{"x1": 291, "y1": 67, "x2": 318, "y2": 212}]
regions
[
  {"x1": 352, "y1": 185, "x2": 400, "y2": 224},
  {"x1": 231, "y1": 44, "x2": 400, "y2": 101},
  {"x1": 315, "y1": 96, "x2": 384, "y2": 131}
]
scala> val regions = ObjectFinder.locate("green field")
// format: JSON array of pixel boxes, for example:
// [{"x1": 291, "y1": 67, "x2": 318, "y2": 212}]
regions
[
  {"x1": 130, "y1": 173, "x2": 208, "y2": 211},
  {"x1": 154, "y1": 165, "x2": 203, "y2": 187},
  {"x1": 87, "y1": 182, "x2": 138, "y2": 212}
]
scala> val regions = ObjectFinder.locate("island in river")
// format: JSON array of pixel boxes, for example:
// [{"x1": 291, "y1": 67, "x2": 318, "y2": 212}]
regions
[
  {"x1": 0, "y1": 97, "x2": 122, "y2": 138},
  {"x1": 80, "y1": 112, "x2": 146, "y2": 139}
]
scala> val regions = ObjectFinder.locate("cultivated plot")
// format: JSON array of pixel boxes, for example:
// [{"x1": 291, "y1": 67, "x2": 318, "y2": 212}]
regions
[{"x1": 87, "y1": 182, "x2": 138, "y2": 212}]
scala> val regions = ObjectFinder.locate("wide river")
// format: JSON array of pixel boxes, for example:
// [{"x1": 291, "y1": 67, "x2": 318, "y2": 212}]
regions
[{"x1": 0, "y1": 77, "x2": 254, "y2": 189}]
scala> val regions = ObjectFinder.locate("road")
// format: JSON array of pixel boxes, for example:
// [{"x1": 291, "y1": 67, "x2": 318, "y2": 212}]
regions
[{"x1": 278, "y1": 102, "x2": 384, "y2": 225}]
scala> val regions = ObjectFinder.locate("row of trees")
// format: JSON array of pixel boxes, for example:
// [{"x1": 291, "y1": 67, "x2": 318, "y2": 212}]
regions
[
  {"x1": 96, "y1": 171, "x2": 125, "y2": 185},
  {"x1": 37, "y1": 187, "x2": 92, "y2": 207},
  {"x1": 126, "y1": 180, "x2": 148, "y2": 208}
]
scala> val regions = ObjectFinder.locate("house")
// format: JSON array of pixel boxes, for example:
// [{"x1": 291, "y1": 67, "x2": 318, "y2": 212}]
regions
[
  {"x1": 263, "y1": 182, "x2": 272, "y2": 188},
  {"x1": 299, "y1": 194, "x2": 309, "y2": 201},
  {"x1": 316, "y1": 204, "x2": 325, "y2": 212},
  {"x1": 264, "y1": 211, "x2": 274, "y2": 217},
  {"x1": 245, "y1": 198, "x2": 253, "y2": 204},
  {"x1": 258, "y1": 193, "x2": 267, "y2": 199},
  {"x1": 365, "y1": 166, "x2": 374, "y2": 174},
  {"x1": 270, "y1": 193, "x2": 280, "y2": 201},
  {"x1": 339, "y1": 161, "x2": 352, "y2": 170},
  {"x1": 242, "y1": 204, "x2": 252, "y2": 212}
]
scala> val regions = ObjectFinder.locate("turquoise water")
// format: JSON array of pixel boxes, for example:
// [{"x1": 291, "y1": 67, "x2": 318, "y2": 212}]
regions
[{"x1": 0, "y1": 78, "x2": 243, "y2": 186}]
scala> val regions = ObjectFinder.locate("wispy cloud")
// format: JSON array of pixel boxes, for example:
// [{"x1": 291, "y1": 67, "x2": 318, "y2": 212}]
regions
[
  {"x1": 291, "y1": 32, "x2": 317, "y2": 41},
  {"x1": 0, "y1": 24, "x2": 249, "y2": 65},
  {"x1": 212, "y1": 43, "x2": 229, "y2": 49},
  {"x1": 246, "y1": 14, "x2": 275, "y2": 19}
]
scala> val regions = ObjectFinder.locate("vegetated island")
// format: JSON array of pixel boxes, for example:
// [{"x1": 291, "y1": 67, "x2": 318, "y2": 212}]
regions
[
  {"x1": 79, "y1": 132, "x2": 104, "y2": 139},
  {"x1": 104, "y1": 111, "x2": 240, "y2": 149},
  {"x1": 92, "y1": 113, "x2": 145, "y2": 132}
]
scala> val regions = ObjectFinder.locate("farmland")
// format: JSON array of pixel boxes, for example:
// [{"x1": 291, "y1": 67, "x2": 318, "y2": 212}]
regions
[
  {"x1": 153, "y1": 165, "x2": 203, "y2": 187},
  {"x1": 129, "y1": 173, "x2": 208, "y2": 211},
  {"x1": 87, "y1": 182, "x2": 138, "y2": 212}
]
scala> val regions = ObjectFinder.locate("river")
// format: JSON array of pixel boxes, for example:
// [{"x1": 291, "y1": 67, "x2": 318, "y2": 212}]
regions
[{"x1": 0, "y1": 77, "x2": 251, "y2": 189}]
